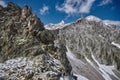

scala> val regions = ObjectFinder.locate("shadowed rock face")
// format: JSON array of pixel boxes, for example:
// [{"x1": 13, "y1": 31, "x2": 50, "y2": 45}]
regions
[{"x1": 0, "y1": 3, "x2": 73, "y2": 80}]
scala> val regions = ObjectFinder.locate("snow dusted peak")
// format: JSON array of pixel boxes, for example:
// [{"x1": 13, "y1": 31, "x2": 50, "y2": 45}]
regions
[
  {"x1": 58, "y1": 20, "x2": 65, "y2": 26},
  {"x1": 60, "y1": 20, "x2": 64, "y2": 24},
  {"x1": 85, "y1": 15, "x2": 101, "y2": 22},
  {"x1": 103, "y1": 20, "x2": 120, "y2": 26},
  {"x1": 85, "y1": 15, "x2": 120, "y2": 26},
  {"x1": 45, "y1": 20, "x2": 68, "y2": 30}
]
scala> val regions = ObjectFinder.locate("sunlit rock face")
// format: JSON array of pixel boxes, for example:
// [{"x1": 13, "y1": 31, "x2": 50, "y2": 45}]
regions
[
  {"x1": 21, "y1": 5, "x2": 32, "y2": 19},
  {"x1": 59, "y1": 17, "x2": 120, "y2": 67},
  {"x1": 56, "y1": 17, "x2": 120, "y2": 80}
]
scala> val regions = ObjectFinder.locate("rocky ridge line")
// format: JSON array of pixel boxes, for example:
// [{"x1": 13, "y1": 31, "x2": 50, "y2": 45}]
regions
[{"x1": 0, "y1": 2, "x2": 75, "y2": 80}]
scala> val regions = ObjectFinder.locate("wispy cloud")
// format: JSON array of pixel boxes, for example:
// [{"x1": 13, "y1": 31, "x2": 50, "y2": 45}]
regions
[
  {"x1": 56, "y1": 0, "x2": 95, "y2": 15},
  {"x1": 0, "y1": 0, "x2": 7, "y2": 7},
  {"x1": 40, "y1": 5, "x2": 49, "y2": 15},
  {"x1": 98, "y1": 0, "x2": 112, "y2": 6}
]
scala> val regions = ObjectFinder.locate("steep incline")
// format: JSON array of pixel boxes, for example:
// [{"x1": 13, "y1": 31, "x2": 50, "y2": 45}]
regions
[
  {"x1": 57, "y1": 18, "x2": 120, "y2": 80},
  {"x1": 0, "y1": 2, "x2": 74, "y2": 80}
]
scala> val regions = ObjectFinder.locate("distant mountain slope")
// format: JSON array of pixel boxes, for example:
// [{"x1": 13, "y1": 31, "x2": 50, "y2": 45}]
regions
[
  {"x1": 45, "y1": 20, "x2": 70, "y2": 30},
  {"x1": 45, "y1": 15, "x2": 120, "y2": 30},
  {"x1": 56, "y1": 17, "x2": 120, "y2": 80}
]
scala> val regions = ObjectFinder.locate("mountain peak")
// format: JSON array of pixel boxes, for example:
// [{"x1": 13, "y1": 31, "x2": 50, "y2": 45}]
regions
[
  {"x1": 60, "y1": 20, "x2": 65, "y2": 24},
  {"x1": 45, "y1": 20, "x2": 67, "y2": 30},
  {"x1": 58, "y1": 20, "x2": 65, "y2": 26},
  {"x1": 85, "y1": 15, "x2": 101, "y2": 22}
]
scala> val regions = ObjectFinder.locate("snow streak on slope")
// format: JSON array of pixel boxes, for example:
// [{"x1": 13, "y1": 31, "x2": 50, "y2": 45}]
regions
[
  {"x1": 111, "y1": 42, "x2": 120, "y2": 49},
  {"x1": 66, "y1": 46, "x2": 89, "y2": 80},
  {"x1": 85, "y1": 57, "x2": 95, "y2": 67},
  {"x1": 66, "y1": 46, "x2": 120, "y2": 80},
  {"x1": 91, "y1": 53, "x2": 119, "y2": 80}
]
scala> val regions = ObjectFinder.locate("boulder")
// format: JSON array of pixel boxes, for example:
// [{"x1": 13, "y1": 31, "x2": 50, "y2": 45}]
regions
[{"x1": 27, "y1": 13, "x2": 44, "y2": 32}]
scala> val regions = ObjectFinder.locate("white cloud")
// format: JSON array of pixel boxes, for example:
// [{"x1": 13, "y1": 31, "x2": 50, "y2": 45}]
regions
[
  {"x1": 79, "y1": 0, "x2": 95, "y2": 13},
  {"x1": 103, "y1": 20, "x2": 120, "y2": 26},
  {"x1": 0, "y1": 0, "x2": 7, "y2": 7},
  {"x1": 98, "y1": 0, "x2": 112, "y2": 6},
  {"x1": 56, "y1": 0, "x2": 95, "y2": 15},
  {"x1": 40, "y1": 5, "x2": 49, "y2": 15}
]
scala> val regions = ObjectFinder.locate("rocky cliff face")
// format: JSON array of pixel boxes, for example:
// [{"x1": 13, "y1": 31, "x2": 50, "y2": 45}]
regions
[
  {"x1": 0, "y1": 2, "x2": 74, "y2": 80},
  {"x1": 56, "y1": 18, "x2": 120, "y2": 80}
]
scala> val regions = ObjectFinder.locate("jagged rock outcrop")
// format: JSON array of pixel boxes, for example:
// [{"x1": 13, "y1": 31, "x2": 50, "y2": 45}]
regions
[
  {"x1": 21, "y1": 5, "x2": 32, "y2": 19},
  {"x1": 0, "y1": 2, "x2": 74, "y2": 80}
]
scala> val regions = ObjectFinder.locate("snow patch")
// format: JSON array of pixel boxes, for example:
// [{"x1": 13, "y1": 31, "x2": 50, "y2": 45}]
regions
[
  {"x1": 74, "y1": 74, "x2": 89, "y2": 80},
  {"x1": 85, "y1": 15, "x2": 120, "y2": 26},
  {"x1": 0, "y1": 57, "x2": 35, "y2": 78},
  {"x1": 85, "y1": 15, "x2": 101, "y2": 22},
  {"x1": 111, "y1": 42, "x2": 120, "y2": 49},
  {"x1": 103, "y1": 20, "x2": 120, "y2": 26}
]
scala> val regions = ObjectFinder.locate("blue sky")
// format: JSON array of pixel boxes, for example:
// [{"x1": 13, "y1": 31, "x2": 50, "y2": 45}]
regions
[{"x1": 0, "y1": 0, "x2": 120, "y2": 25}]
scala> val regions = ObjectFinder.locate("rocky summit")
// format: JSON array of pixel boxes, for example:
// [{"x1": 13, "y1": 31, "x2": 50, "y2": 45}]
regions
[
  {"x1": 0, "y1": 2, "x2": 74, "y2": 80},
  {"x1": 0, "y1": 2, "x2": 120, "y2": 80}
]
